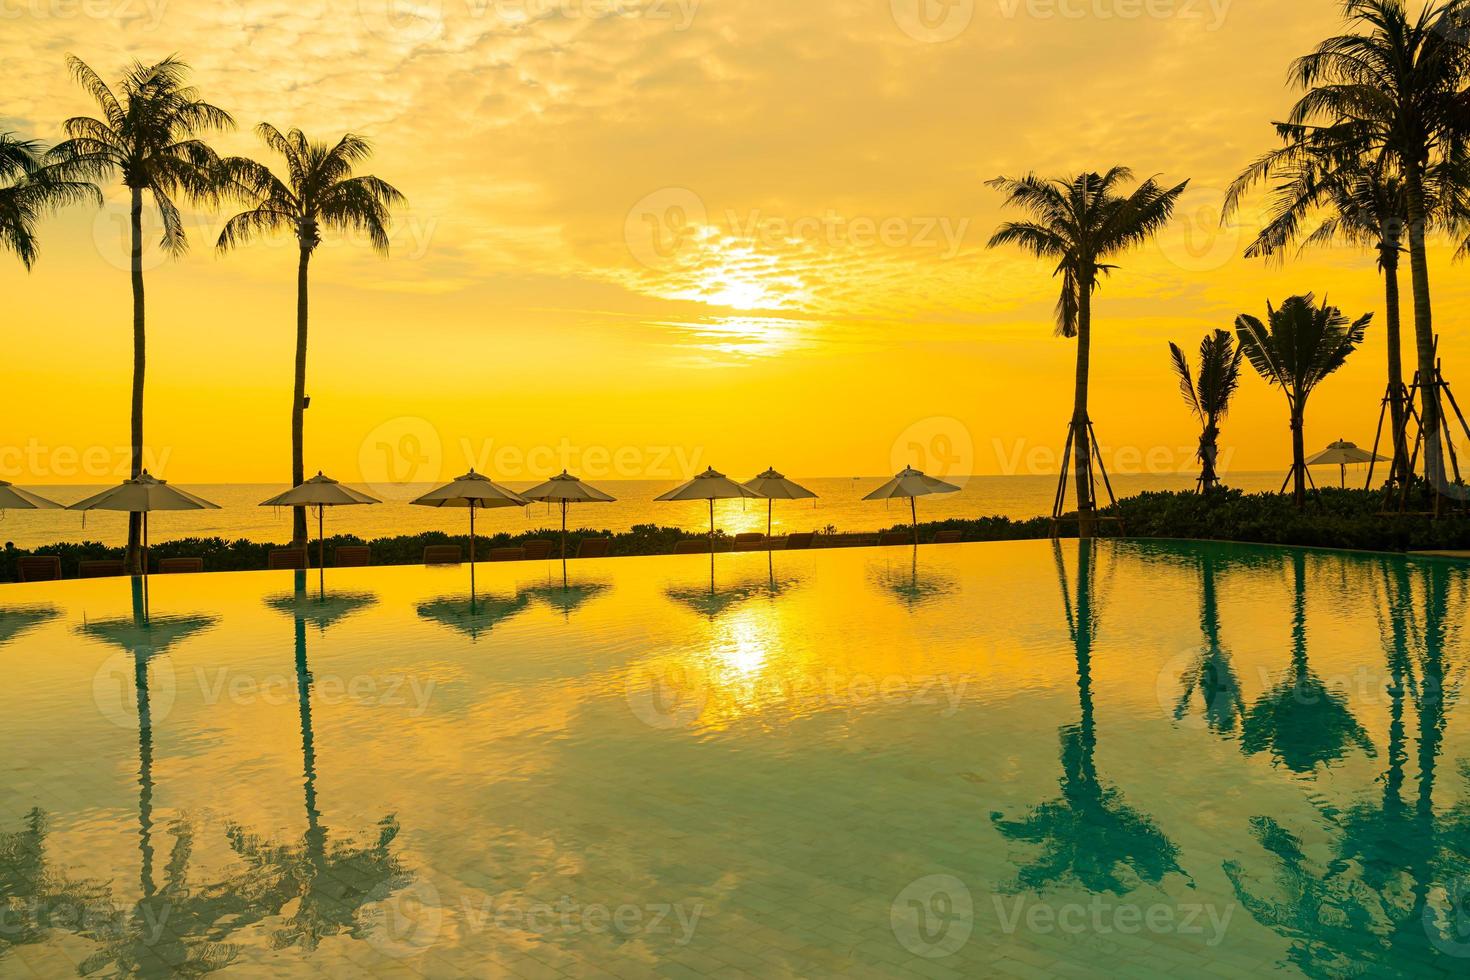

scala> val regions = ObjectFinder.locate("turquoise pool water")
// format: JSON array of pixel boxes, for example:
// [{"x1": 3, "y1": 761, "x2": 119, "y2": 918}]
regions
[{"x1": 1, "y1": 539, "x2": 1468, "y2": 977}]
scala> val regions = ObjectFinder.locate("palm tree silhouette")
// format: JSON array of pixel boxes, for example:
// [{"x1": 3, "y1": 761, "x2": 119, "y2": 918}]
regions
[
  {"x1": 0, "y1": 131, "x2": 99, "y2": 268},
  {"x1": 1235, "y1": 294, "x2": 1370, "y2": 507},
  {"x1": 986, "y1": 169, "x2": 1187, "y2": 536},
  {"x1": 1172, "y1": 551, "x2": 1246, "y2": 734},
  {"x1": 0, "y1": 808, "x2": 112, "y2": 963},
  {"x1": 1224, "y1": 559, "x2": 1470, "y2": 976},
  {"x1": 48, "y1": 56, "x2": 233, "y2": 572},
  {"x1": 217, "y1": 127, "x2": 404, "y2": 545},
  {"x1": 1168, "y1": 330, "x2": 1245, "y2": 493},
  {"x1": 990, "y1": 540, "x2": 1185, "y2": 893},
  {"x1": 1240, "y1": 0, "x2": 1470, "y2": 495},
  {"x1": 1228, "y1": 147, "x2": 1420, "y2": 487},
  {"x1": 1239, "y1": 551, "x2": 1375, "y2": 773}
]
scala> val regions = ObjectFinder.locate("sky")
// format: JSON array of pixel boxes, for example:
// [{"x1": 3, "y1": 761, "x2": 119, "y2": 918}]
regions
[{"x1": 4, "y1": 0, "x2": 1468, "y2": 488}]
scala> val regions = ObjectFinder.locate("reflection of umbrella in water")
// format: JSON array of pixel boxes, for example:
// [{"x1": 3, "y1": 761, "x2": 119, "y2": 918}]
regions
[
  {"x1": 1240, "y1": 552, "x2": 1375, "y2": 773},
  {"x1": 867, "y1": 548, "x2": 956, "y2": 611},
  {"x1": 0, "y1": 605, "x2": 60, "y2": 649},
  {"x1": 1306, "y1": 438, "x2": 1387, "y2": 488},
  {"x1": 265, "y1": 578, "x2": 378, "y2": 633},
  {"x1": 664, "y1": 571, "x2": 800, "y2": 620},
  {"x1": 417, "y1": 592, "x2": 532, "y2": 641},
  {"x1": 864, "y1": 467, "x2": 961, "y2": 545},
  {"x1": 522, "y1": 579, "x2": 612, "y2": 620}
]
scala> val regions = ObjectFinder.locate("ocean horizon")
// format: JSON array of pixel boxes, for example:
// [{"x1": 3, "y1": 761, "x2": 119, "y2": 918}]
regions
[{"x1": 0, "y1": 470, "x2": 1305, "y2": 549}]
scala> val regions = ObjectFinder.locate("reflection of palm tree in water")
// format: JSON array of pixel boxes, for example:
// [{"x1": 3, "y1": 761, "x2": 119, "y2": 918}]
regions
[
  {"x1": 991, "y1": 540, "x2": 1185, "y2": 894},
  {"x1": 1174, "y1": 553, "x2": 1245, "y2": 733},
  {"x1": 226, "y1": 572, "x2": 408, "y2": 951},
  {"x1": 1225, "y1": 560, "x2": 1470, "y2": 977},
  {"x1": 1240, "y1": 552, "x2": 1375, "y2": 773},
  {"x1": 0, "y1": 809, "x2": 111, "y2": 960}
]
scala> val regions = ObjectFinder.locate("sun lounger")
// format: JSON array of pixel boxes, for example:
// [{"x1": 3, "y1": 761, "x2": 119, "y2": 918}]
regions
[
  {"x1": 79, "y1": 559, "x2": 125, "y2": 579},
  {"x1": 522, "y1": 539, "x2": 555, "y2": 560},
  {"x1": 785, "y1": 533, "x2": 814, "y2": 550},
  {"x1": 674, "y1": 540, "x2": 712, "y2": 554},
  {"x1": 268, "y1": 549, "x2": 308, "y2": 570},
  {"x1": 489, "y1": 547, "x2": 525, "y2": 562},
  {"x1": 17, "y1": 556, "x2": 62, "y2": 582},
  {"x1": 878, "y1": 531, "x2": 913, "y2": 547},
  {"x1": 335, "y1": 546, "x2": 371, "y2": 567},
  {"x1": 575, "y1": 538, "x2": 611, "y2": 559},
  {"x1": 932, "y1": 530, "x2": 963, "y2": 544},
  {"x1": 158, "y1": 557, "x2": 204, "y2": 574},
  {"x1": 423, "y1": 545, "x2": 463, "y2": 565}
]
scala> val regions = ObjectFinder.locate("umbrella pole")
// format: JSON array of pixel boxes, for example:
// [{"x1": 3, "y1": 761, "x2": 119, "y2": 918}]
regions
[
  {"x1": 142, "y1": 511, "x2": 150, "y2": 622},
  {"x1": 469, "y1": 501, "x2": 477, "y2": 601},
  {"x1": 1340, "y1": 464, "x2": 1346, "y2": 489},
  {"x1": 317, "y1": 506, "x2": 325, "y2": 599},
  {"x1": 561, "y1": 500, "x2": 569, "y2": 589},
  {"x1": 910, "y1": 496, "x2": 918, "y2": 546},
  {"x1": 709, "y1": 498, "x2": 715, "y2": 556},
  {"x1": 767, "y1": 499, "x2": 773, "y2": 551}
]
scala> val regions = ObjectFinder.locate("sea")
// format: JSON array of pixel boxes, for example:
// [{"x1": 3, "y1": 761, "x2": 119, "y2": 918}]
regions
[{"x1": 0, "y1": 472, "x2": 1297, "y2": 550}]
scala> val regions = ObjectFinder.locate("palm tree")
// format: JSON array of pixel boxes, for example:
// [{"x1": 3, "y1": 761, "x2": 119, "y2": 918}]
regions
[
  {"x1": 1168, "y1": 329, "x2": 1245, "y2": 492},
  {"x1": 1228, "y1": 147, "x2": 1419, "y2": 488},
  {"x1": 987, "y1": 169, "x2": 1188, "y2": 536},
  {"x1": 0, "y1": 132, "x2": 101, "y2": 268},
  {"x1": 1236, "y1": 294, "x2": 1370, "y2": 507},
  {"x1": 47, "y1": 56, "x2": 234, "y2": 572},
  {"x1": 217, "y1": 126, "x2": 404, "y2": 545},
  {"x1": 1246, "y1": 0, "x2": 1470, "y2": 498}
]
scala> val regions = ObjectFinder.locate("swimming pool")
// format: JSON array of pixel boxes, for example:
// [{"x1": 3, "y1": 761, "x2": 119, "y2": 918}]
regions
[{"x1": 1, "y1": 539, "x2": 1467, "y2": 977}]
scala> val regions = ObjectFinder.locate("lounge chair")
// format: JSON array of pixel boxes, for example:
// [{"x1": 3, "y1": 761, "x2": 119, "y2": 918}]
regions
[
  {"x1": 79, "y1": 559, "x2": 125, "y2": 579},
  {"x1": 575, "y1": 538, "x2": 611, "y2": 559},
  {"x1": 423, "y1": 545, "x2": 463, "y2": 566},
  {"x1": 734, "y1": 538, "x2": 767, "y2": 552},
  {"x1": 674, "y1": 540, "x2": 711, "y2": 555},
  {"x1": 878, "y1": 530, "x2": 913, "y2": 547},
  {"x1": 489, "y1": 547, "x2": 525, "y2": 563},
  {"x1": 158, "y1": 557, "x2": 204, "y2": 574},
  {"x1": 735, "y1": 532, "x2": 764, "y2": 544},
  {"x1": 522, "y1": 539, "x2": 555, "y2": 561},
  {"x1": 785, "y1": 532, "x2": 814, "y2": 550},
  {"x1": 932, "y1": 530, "x2": 963, "y2": 544},
  {"x1": 17, "y1": 556, "x2": 62, "y2": 582},
  {"x1": 268, "y1": 549, "x2": 308, "y2": 571},
  {"x1": 335, "y1": 545, "x2": 371, "y2": 567}
]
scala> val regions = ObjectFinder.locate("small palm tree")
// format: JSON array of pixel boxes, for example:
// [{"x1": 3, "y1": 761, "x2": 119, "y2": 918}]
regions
[
  {"x1": 217, "y1": 126, "x2": 404, "y2": 545},
  {"x1": 1236, "y1": 295, "x2": 1370, "y2": 508},
  {"x1": 987, "y1": 168, "x2": 1188, "y2": 536},
  {"x1": 48, "y1": 56, "x2": 234, "y2": 572},
  {"x1": 0, "y1": 132, "x2": 100, "y2": 268},
  {"x1": 1169, "y1": 330, "x2": 1245, "y2": 493}
]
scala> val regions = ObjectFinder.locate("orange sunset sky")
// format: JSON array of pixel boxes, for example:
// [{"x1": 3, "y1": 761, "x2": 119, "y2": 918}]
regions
[{"x1": 4, "y1": 0, "x2": 1467, "y2": 486}]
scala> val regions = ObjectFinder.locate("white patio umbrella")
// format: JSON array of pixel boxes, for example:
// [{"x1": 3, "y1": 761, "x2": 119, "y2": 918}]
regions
[
  {"x1": 0, "y1": 481, "x2": 64, "y2": 513},
  {"x1": 656, "y1": 467, "x2": 761, "y2": 555},
  {"x1": 520, "y1": 471, "x2": 617, "y2": 582},
  {"x1": 260, "y1": 472, "x2": 380, "y2": 582},
  {"x1": 1306, "y1": 439, "x2": 1387, "y2": 488},
  {"x1": 743, "y1": 468, "x2": 817, "y2": 549},
  {"x1": 68, "y1": 471, "x2": 221, "y2": 607},
  {"x1": 863, "y1": 467, "x2": 962, "y2": 545},
  {"x1": 411, "y1": 470, "x2": 527, "y2": 566}
]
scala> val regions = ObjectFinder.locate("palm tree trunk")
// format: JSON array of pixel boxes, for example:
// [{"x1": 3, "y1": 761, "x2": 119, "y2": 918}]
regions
[
  {"x1": 1073, "y1": 278, "x2": 1096, "y2": 537},
  {"x1": 126, "y1": 186, "x2": 145, "y2": 574},
  {"x1": 1381, "y1": 244, "x2": 1410, "y2": 486},
  {"x1": 1403, "y1": 175, "x2": 1444, "y2": 495},
  {"x1": 1290, "y1": 399, "x2": 1307, "y2": 509},
  {"x1": 291, "y1": 244, "x2": 311, "y2": 545}
]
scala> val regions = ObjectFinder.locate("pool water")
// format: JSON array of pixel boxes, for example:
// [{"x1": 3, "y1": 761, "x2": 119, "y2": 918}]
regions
[{"x1": 1, "y1": 539, "x2": 1468, "y2": 977}]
